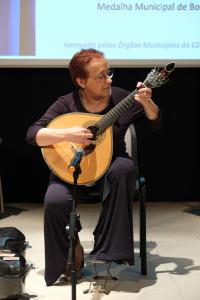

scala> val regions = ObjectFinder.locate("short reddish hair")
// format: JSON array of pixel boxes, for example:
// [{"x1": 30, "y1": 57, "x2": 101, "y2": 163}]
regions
[{"x1": 69, "y1": 48, "x2": 104, "y2": 87}]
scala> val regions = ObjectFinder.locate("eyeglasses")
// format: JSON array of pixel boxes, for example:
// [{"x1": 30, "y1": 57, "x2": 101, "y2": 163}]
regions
[{"x1": 88, "y1": 69, "x2": 114, "y2": 82}]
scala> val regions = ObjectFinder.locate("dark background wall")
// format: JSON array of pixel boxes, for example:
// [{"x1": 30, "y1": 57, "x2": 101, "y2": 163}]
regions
[{"x1": 0, "y1": 67, "x2": 199, "y2": 203}]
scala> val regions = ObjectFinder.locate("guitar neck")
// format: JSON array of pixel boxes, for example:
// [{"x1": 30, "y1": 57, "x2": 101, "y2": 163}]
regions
[
  {"x1": 96, "y1": 89, "x2": 137, "y2": 134},
  {"x1": 94, "y1": 62, "x2": 175, "y2": 134}
]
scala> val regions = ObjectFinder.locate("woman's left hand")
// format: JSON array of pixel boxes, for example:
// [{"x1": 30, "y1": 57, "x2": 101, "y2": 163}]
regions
[
  {"x1": 134, "y1": 82, "x2": 159, "y2": 120},
  {"x1": 134, "y1": 82, "x2": 152, "y2": 104}
]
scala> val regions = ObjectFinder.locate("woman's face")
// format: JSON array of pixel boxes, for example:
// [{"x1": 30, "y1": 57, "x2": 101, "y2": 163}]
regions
[{"x1": 77, "y1": 57, "x2": 112, "y2": 101}]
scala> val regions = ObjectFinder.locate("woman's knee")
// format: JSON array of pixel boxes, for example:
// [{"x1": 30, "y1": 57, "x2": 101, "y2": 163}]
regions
[
  {"x1": 108, "y1": 157, "x2": 136, "y2": 180},
  {"x1": 44, "y1": 183, "x2": 72, "y2": 213}
]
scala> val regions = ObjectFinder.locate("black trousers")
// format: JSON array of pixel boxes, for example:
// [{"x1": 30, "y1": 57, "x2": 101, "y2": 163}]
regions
[{"x1": 44, "y1": 156, "x2": 136, "y2": 286}]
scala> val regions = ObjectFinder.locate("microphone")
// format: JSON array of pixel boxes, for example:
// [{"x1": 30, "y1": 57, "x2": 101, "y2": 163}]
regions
[{"x1": 68, "y1": 149, "x2": 85, "y2": 173}]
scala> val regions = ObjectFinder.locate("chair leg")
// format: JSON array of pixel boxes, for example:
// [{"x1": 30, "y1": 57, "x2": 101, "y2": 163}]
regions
[
  {"x1": 0, "y1": 174, "x2": 4, "y2": 213},
  {"x1": 139, "y1": 177, "x2": 147, "y2": 275},
  {"x1": 83, "y1": 260, "x2": 118, "y2": 295}
]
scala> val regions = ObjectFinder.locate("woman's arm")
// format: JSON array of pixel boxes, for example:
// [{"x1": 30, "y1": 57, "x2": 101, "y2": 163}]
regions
[{"x1": 35, "y1": 126, "x2": 93, "y2": 147}]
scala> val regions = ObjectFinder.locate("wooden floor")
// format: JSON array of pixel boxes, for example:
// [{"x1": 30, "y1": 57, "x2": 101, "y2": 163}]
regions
[{"x1": 1, "y1": 201, "x2": 200, "y2": 300}]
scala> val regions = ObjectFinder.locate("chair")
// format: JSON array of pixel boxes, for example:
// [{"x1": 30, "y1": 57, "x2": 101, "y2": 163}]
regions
[
  {"x1": 83, "y1": 124, "x2": 147, "y2": 294},
  {"x1": 124, "y1": 124, "x2": 147, "y2": 276}
]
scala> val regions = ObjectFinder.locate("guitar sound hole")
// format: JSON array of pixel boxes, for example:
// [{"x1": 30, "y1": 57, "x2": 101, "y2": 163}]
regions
[{"x1": 87, "y1": 125, "x2": 99, "y2": 141}]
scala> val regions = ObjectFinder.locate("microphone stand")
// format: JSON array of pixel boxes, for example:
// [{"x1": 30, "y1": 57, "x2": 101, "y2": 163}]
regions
[{"x1": 66, "y1": 165, "x2": 81, "y2": 300}]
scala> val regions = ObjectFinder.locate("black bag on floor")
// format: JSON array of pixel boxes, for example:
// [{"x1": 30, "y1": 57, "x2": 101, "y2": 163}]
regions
[
  {"x1": 0, "y1": 227, "x2": 28, "y2": 254},
  {"x1": 0, "y1": 227, "x2": 31, "y2": 300}
]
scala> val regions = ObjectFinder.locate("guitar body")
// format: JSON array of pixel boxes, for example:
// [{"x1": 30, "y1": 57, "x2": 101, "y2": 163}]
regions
[{"x1": 42, "y1": 112, "x2": 113, "y2": 185}]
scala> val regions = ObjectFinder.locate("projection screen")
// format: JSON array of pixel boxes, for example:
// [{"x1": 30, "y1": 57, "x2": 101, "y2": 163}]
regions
[{"x1": 0, "y1": 0, "x2": 200, "y2": 67}]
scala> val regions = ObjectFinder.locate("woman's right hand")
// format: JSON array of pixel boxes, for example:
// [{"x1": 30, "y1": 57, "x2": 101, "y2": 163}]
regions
[{"x1": 65, "y1": 126, "x2": 93, "y2": 145}]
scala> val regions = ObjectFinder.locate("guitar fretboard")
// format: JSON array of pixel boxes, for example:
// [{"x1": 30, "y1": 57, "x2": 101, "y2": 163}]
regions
[{"x1": 96, "y1": 89, "x2": 137, "y2": 133}]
